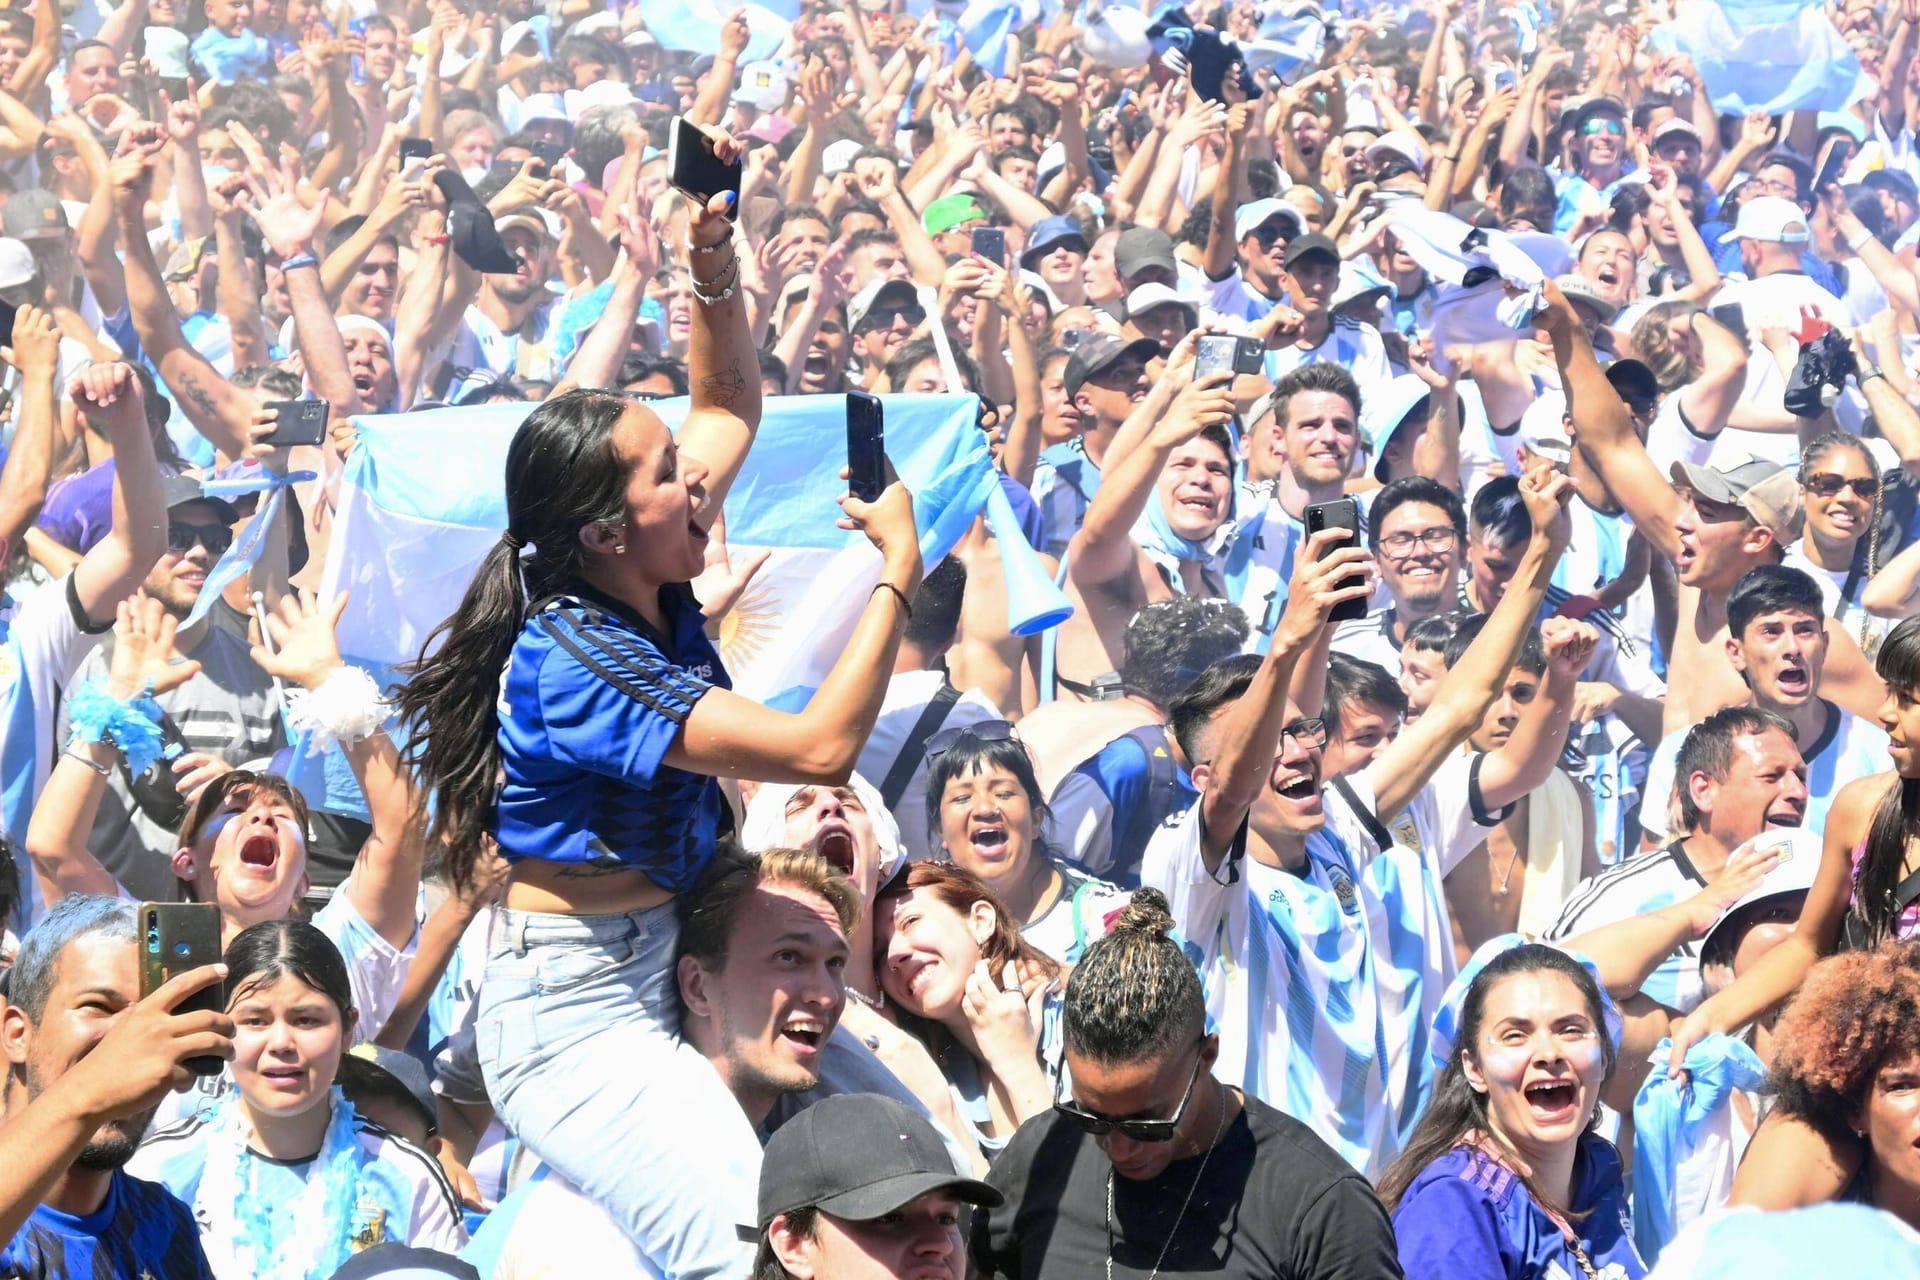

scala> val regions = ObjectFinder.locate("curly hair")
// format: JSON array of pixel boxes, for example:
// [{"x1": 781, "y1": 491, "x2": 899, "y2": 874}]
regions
[{"x1": 1768, "y1": 944, "x2": 1920, "y2": 1138}]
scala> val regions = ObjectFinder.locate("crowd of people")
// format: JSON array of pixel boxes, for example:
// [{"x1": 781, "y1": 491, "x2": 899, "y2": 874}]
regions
[{"x1": 3, "y1": 0, "x2": 1920, "y2": 1272}]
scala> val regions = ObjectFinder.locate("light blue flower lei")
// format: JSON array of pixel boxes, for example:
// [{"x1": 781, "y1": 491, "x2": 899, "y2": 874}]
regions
[
  {"x1": 64, "y1": 678, "x2": 180, "y2": 776},
  {"x1": 206, "y1": 1087, "x2": 366, "y2": 1280}
]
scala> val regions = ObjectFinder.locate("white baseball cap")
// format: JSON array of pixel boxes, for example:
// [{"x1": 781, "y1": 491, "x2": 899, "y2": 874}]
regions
[
  {"x1": 0, "y1": 237, "x2": 35, "y2": 291},
  {"x1": 1718, "y1": 195, "x2": 1812, "y2": 245},
  {"x1": 1233, "y1": 197, "x2": 1304, "y2": 245},
  {"x1": 1366, "y1": 129, "x2": 1429, "y2": 174}
]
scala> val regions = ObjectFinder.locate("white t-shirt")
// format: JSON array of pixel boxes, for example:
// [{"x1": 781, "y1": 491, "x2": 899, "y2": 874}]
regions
[
  {"x1": 1546, "y1": 841, "x2": 1710, "y2": 1012},
  {"x1": 1646, "y1": 391, "x2": 1722, "y2": 475},
  {"x1": 1782, "y1": 544, "x2": 1894, "y2": 655}
]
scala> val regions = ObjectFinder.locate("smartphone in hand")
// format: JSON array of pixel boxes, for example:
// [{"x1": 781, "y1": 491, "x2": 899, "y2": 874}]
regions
[
  {"x1": 847, "y1": 390, "x2": 886, "y2": 503},
  {"x1": 667, "y1": 116, "x2": 742, "y2": 220},
  {"x1": 1304, "y1": 497, "x2": 1368, "y2": 623},
  {"x1": 138, "y1": 902, "x2": 226, "y2": 1077},
  {"x1": 1195, "y1": 335, "x2": 1263, "y2": 379},
  {"x1": 262, "y1": 400, "x2": 329, "y2": 448},
  {"x1": 970, "y1": 226, "x2": 1007, "y2": 266},
  {"x1": 399, "y1": 136, "x2": 433, "y2": 165}
]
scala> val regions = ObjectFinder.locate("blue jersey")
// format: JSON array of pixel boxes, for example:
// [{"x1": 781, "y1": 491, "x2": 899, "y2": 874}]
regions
[
  {"x1": 1393, "y1": 1137, "x2": 1646, "y2": 1280},
  {"x1": 1051, "y1": 725, "x2": 1195, "y2": 888},
  {"x1": 494, "y1": 582, "x2": 729, "y2": 891},
  {"x1": 0, "y1": 1171, "x2": 213, "y2": 1280}
]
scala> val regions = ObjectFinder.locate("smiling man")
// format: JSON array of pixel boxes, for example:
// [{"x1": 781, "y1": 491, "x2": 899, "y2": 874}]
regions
[
  {"x1": 1333, "y1": 478, "x2": 1466, "y2": 675},
  {"x1": 1638, "y1": 566, "x2": 1888, "y2": 848}
]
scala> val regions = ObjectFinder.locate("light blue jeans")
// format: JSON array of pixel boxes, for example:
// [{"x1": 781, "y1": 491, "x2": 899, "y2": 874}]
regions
[{"x1": 476, "y1": 901, "x2": 762, "y2": 1278}]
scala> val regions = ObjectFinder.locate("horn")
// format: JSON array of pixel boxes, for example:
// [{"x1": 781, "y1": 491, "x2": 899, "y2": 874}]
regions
[{"x1": 984, "y1": 482, "x2": 1074, "y2": 637}]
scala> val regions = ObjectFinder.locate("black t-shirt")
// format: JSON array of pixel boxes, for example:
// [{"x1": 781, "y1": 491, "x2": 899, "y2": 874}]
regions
[{"x1": 973, "y1": 1093, "x2": 1404, "y2": 1280}]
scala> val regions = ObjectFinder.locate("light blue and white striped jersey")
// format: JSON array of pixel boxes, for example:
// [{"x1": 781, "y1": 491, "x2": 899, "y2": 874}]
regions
[
  {"x1": 1141, "y1": 772, "x2": 1446, "y2": 1177},
  {"x1": 1638, "y1": 702, "x2": 1889, "y2": 846},
  {"x1": 1261, "y1": 318, "x2": 1396, "y2": 390},
  {"x1": 1546, "y1": 842, "x2": 1709, "y2": 1012},
  {"x1": 1223, "y1": 489, "x2": 1307, "y2": 655},
  {"x1": 1191, "y1": 263, "x2": 1284, "y2": 328}
]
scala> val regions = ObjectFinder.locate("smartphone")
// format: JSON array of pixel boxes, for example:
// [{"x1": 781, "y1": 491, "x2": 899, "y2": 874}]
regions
[
  {"x1": 1708, "y1": 302, "x2": 1748, "y2": 344},
  {"x1": 847, "y1": 390, "x2": 886, "y2": 503},
  {"x1": 667, "y1": 115, "x2": 741, "y2": 221},
  {"x1": 138, "y1": 902, "x2": 225, "y2": 1077},
  {"x1": 399, "y1": 136, "x2": 432, "y2": 165},
  {"x1": 1492, "y1": 67, "x2": 1517, "y2": 92},
  {"x1": 1060, "y1": 327, "x2": 1092, "y2": 351},
  {"x1": 531, "y1": 139, "x2": 568, "y2": 168},
  {"x1": 1195, "y1": 334, "x2": 1263, "y2": 379},
  {"x1": 263, "y1": 399, "x2": 328, "y2": 448},
  {"x1": 970, "y1": 226, "x2": 1007, "y2": 266},
  {"x1": 1813, "y1": 138, "x2": 1851, "y2": 195},
  {"x1": 1304, "y1": 497, "x2": 1368, "y2": 623}
]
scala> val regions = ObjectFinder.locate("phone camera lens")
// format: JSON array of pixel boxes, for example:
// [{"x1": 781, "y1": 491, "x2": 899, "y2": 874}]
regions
[{"x1": 173, "y1": 941, "x2": 191, "y2": 958}]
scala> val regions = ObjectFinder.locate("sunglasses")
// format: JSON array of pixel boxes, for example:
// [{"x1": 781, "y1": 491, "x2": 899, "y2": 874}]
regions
[
  {"x1": 857, "y1": 305, "x2": 925, "y2": 334},
  {"x1": 167, "y1": 521, "x2": 234, "y2": 556},
  {"x1": 1582, "y1": 118, "x2": 1625, "y2": 137},
  {"x1": 1249, "y1": 221, "x2": 1293, "y2": 248},
  {"x1": 924, "y1": 719, "x2": 1017, "y2": 761},
  {"x1": 1054, "y1": 1047, "x2": 1205, "y2": 1142},
  {"x1": 1803, "y1": 472, "x2": 1877, "y2": 499}
]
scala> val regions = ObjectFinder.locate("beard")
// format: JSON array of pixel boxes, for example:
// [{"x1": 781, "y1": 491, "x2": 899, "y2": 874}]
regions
[{"x1": 22, "y1": 1060, "x2": 156, "y2": 1170}]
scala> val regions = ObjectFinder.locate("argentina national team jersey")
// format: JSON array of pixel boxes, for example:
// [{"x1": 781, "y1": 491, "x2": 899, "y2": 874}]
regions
[
  {"x1": 0, "y1": 1171, "x2": 212, "y2": 1279},
  {"x1": 1222, "y1": 489, "x2": 1306, "y2": 656},
  {"x1": 1260, "y1": 318, "x2": 1395, "y2": 390},
  {"x1": 1545, "y1": 842, "x2": 1709, "y2": 1013},
  {"x1": 1141, "y1": 776, "x2": 1445, "y2": 1177}
]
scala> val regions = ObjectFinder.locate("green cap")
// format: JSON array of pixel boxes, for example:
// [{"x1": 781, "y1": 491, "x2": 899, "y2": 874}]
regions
[{"x1": 922, "y1": 193, "x2": 987, "y2": 236}]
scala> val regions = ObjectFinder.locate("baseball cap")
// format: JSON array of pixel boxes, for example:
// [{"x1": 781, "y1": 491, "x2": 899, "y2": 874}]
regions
[
  {"x1": 755, "y1": 1093, "x2": 1001, "y2": 1232},
  {"x1": 1519, "y1": 413, "x2": 1573, "y2": 466},
  {"x1": 922, "y1": 192, "x2": 987, "y2": 236},
  {"x1": 1363, "y1": 373, "x2": 1441, "y2": 480},
  {"x1": 327, "y1": 1245, "x2": 480, "y2": 1280},
  {"x1": 745, "y1": 114, "x2": 797, "y2": 148},
  {"x1": 1123, "y1": 282, "x2": 1197, "y2": 323},
  {"x1": 1233, "y1": 197, "x2": 1303, "y2": 245},
  {"x1": 3, "y1": 189, "x2": 66, "y2": 242},
  {"x1": 495, "y1": 209, "x2": 559, "y2": 242},
  {"x1": 1553, "y1": 273, "x2": 1621, "y2": 324},
  {"x1": 1651, "y1": 118, "x2": 1703, "y2": 149},
  {"x1": 161, "y1": 475, "x2": 240, "y2": 523},
  {"x1": 1365, "y1": 128, "x2": 1429, "y2": 174},
  {"x1": 1064, "y1": 333, "x2": 1160, "y2": 398},
  {"x1": 822, "y1": 138, "x2": 864, "y2": 176},
  {"x1": 1699, "y1": 828, "x2": 1822, "y2": 965},
  {"x1": 1605, "y1": 357, "x2": 1661, "y2": 411},
  {"x1": 1021, "y1": 214, "x2": 1090, "y2": 267},
  {"x1": 1670, "y1": 458, "x2": 1805, "y2": 543},
  {"x1": 342, "y1": 1045, "x2": 437, "y2": 1135},
  {"x1": 1281, "y1": 232, "x2": 1340, "y2": 270},
  {"x1": 0, "y1": 237, "x2": 35, "y2": 290},
  {"x1": 1718, "y1": 195, "x2": 1812, "y2": 246},
  {"x1": 733, "y1": 60, "x2": 791, "y2": 112},
  {"x1": 1114, "y1": 225, "x2": 1177, "y2": 284},
  {"x1": 1332, "y1": 257, "x2": 1392, "y2": 311},
  {"x1": 846, "y1": 278, "x2": 920, "y2": 333}
]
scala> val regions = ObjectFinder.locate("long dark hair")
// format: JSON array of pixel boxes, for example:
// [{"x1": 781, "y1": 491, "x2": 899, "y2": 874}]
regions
[
  {"x1": 393, "y1": 389, "x2": 643, "y2": 890},
  {"x1": 1853, "y1": 618, "x2": 1920, "y2": 946},
  {"x1": 1376, "y1": 945, "x2": 1615, "y2": 1216},
  {"x1": 225, "y1": 919, "x2": 355, "y2": 1024}
]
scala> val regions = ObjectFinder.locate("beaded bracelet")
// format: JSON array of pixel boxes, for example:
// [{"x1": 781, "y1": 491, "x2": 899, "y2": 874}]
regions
[
  {"x1": 690, "y1": 257, "x2": 741, "y2": 306},
  {"x1": 686, "y1": 238, "x2": 732, "y2": 256}
]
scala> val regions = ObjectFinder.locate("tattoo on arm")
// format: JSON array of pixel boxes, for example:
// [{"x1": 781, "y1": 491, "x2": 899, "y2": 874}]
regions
[
  {"x1": 700, "y1": 361, "x2": 745, "y2": 409},
  {"x1": 176, "y1": 371, "x2": 220, "y2": 424}
]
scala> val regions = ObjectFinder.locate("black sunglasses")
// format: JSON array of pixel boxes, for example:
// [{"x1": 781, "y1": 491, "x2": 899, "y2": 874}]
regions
[
  {"x1": 1802, "y1": 472, "x2": 1877, "y2": 499},
  {"x1": 1054, "y1": 1047, "x2": 1205, "y2": 1143},
  {"x1": 924, "y1": 719, "x2": 1017, "y2": 762},
  {"x1": 167, "y1": 521, "x2": 234, "y2": 556}
]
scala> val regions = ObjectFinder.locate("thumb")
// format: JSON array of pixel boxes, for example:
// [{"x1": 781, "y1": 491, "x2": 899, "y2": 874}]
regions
[{"x1": 705, "y1": 189, "x2": 738, "y2": 219}]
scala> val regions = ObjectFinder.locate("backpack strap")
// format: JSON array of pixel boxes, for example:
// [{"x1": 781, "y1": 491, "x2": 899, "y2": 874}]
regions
[
  {"x1": 1330, "y1": 774, "x2": 1395, "y2": 853},
  {"x1": 879, "y1": 681, "x2": 962, "y2": 813}
]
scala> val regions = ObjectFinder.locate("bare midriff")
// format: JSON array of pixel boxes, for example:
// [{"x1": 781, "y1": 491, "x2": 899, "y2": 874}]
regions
[{"x1": 504, "y1": 858, "x2": 675, "y2": 915}]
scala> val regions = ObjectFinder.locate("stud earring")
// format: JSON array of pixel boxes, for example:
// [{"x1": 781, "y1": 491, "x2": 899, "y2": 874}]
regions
[{"x1": 614, "y1": 543, "x2": 627, "y2": 554}]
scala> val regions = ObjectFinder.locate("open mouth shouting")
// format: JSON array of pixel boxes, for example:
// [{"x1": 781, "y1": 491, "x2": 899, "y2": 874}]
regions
[
  {"x1": 778, "y1": 1015, "x2": 829, "y2": 1058},
  {"x1": 1774, "y1": 661, "x2": 1811, "y2": 698},
  {"x1": 1522, "y1": 1077, "x2": 1581, "y2": 1125},
  {"x1": 810, "y1": 820, "x2": 857, "y2": 876},
  {"x1": 239, "y1": 831, "x2": 280, "y2": 871}
]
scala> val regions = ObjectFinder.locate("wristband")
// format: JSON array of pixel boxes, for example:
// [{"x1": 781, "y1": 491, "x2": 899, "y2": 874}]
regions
[
  {"x1": 422, "y1": 233, "x2": 451, "y2": 246},
  {"x1": 65, "y1": 679, "x2": 176, "y2": 776},
  {"x1": 285, "y1": 665, "x2": 390, "y2": 756},
  {"x1": 62, "y1": 747, "x2": 112, "y2": 777},
  {"x1": 872, "y1": 582, "x2": 913, "y2": 620},
  {"x1": 280, "y1": 252, "x2": 320, "y2": 272}
]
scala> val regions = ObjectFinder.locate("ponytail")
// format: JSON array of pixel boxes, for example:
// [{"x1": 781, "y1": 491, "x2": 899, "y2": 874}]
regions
[{"x1": 394, "y1": 388, "x2": 644, "y2": 889}]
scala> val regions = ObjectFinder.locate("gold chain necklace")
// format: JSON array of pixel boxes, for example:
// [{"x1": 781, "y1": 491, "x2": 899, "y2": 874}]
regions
[{"x1": 1104, "y1": 1086, "x2": 1228, "y2": 1280}]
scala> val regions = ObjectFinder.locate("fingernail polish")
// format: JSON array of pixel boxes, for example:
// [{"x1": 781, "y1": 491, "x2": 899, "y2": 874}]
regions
[{"x1": 722, "y1": 190, "x2": 738, "y2": 208}]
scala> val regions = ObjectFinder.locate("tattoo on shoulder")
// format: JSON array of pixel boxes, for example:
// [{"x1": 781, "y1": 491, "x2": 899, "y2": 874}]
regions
[{"x1": 700, "y1": 362, "x2": 746, "y2": 409}]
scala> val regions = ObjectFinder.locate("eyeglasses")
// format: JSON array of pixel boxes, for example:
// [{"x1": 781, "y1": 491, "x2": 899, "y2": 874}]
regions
[
  {"x1": 1378, "y1": 527, "x2": 1457, "y2": 557},
  {"x1": 924, "y1": 719, "x2": 1017, "y2": 762},
  {"x1": 1282, "y1": 716, "x2": 1328, "y2": 749},
  {"x1": 1581, "y1": 118, "x2": 1625, "y2": 137},
  {"x1": 1054, "y1": 1047, "x2": 1205, "y2": 1143},
  {"x1": 1802, "y1": 472, "x2": 1877, "y2": 499},
  {"x1": 167, "y1": 521, "x2": 234, "y2": 556},
  {"x1": 1249, "y1": 221, "x2": 1293, "y2": 248}
]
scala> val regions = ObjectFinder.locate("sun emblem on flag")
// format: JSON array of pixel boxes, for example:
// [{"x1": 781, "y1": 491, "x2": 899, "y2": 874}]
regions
[{"x1": 719, "y1": 573, "x2": 782, "y2": 670}]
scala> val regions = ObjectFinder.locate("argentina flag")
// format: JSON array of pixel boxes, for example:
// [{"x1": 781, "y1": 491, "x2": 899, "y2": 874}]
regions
[
  {"x1": 299, "y1": 393, "x2": 1027, "y2": 814},
  {"x1": 1648, "y1": 0, "x2": 1873, "y2": 115}
]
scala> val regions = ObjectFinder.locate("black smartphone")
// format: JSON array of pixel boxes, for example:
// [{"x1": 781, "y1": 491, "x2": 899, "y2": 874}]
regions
[
  {"x1": 1813, "y1": 138, "x2": 1850, "y2": 195},
  {"x1": 399, "y1": 136, "x2": 432, "y2": 165},
  {"x1": 1304, "y1": 497, "x2": 1368, "y2": 623},
  {"x1": 263, "y1": 399, "x2": 329, "y2": 448},
  {"x1": 531, "y1": 139, "x2": 568, "y2": 168},
  {"x1": 138, "y1": 902, "x2": 226, "y2": 1077},
  {"x1": 847, "y1": 390, "x2": 886, "y2": 503},
  {"x1": 971, "y1": 226, "x2": 1007, "y2": 266},
  {"x1": 0, "y1": 298, "x2": 19, "y2": 346},
  {"x1": 1195, "y1": 334, "x2": 1263, "y2": 379},
  {"x1": 667, "y1": 116, "x2": 741, "y2": 221}
]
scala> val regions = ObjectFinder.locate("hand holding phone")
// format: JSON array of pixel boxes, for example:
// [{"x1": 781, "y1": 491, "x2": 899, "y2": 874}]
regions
[
  {"x1": 138, "y1": 903, "x2": 227, "y2": 1077},
  {"x1": 847, "y1": 390, "x2": 886, "y2": 503},
  {"x1": 970, "y1": 226, "x2": 1007, "y2": 266},
  {"x1": 667, "y1": 116, "x2": 742, "y2": 220},
  {"x1": 399, "y1": 136, "x2": 432, "y2": 165},
  {"x1": 1303, "y1": 498, "x2": 1370, "y2": 624},
  {"x1": 262, "y1": 400, "x2": 329, "y2": 448},
  {"x1": 1195, "y1": 335, "x2": 1263, "y2": 380}
]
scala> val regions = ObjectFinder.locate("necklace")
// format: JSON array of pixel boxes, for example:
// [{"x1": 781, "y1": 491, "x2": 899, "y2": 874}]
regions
[
  {"x1": 1104, "y1": 1084, "x2": 1229, "y2": 1280},
  {"x1": 1492, "y1": 838, "x2": 1523, "y2": 897}
]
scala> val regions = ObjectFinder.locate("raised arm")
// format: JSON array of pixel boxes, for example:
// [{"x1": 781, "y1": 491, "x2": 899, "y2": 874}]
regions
[
  {"x1": 1197, "y1": 530, "x2": 1374, "y2": 862},
  {"x1": 1364, "y1": 464, "x2": 1573, "y2": 820},
  {"x1": 249, "y1": 165, "x2": 360, "y2": 420},
  {"x1": 68, "y1": 363, "x2": 167, "y2": 624},
  {"x1": 6, "y1": 0, "x2": 60, "y2": 101},
  {"x1": 1201, "y1": 101, "x2": 1254, "y2": 281},
  {"x1": 0, "y1": 308, "x2": 59, "y2": 550},
  {"x1": 553, "y1": 211, "x2": 657, "y2": 396},
  {"x1": 674, "y1": 129, "x2": 763, "y2": 512},
  {"x1": 1474, "y1": 617, "x2": 1594, "y2": 810},
  {"x1": 254, "y1": 592, "x2": 422, "y2": 948},
  {"x1": 688, "y1": 10, "x2": 751, "y2": 128},
  {"x1": 1549, "y1": 281, "x2": 1687, "y2": 558}
]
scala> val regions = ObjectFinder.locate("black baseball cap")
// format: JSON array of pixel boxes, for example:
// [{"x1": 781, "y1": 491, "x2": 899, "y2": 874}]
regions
[
  {"x1": 1281, "y1": 232, "x2": 1341, "y2": 270},
  {"x1": 755, "y1": 1094, "x2": 1001, "y2": 1231},
  {"x1": 327, "y1": 1245, "x2": 480, "y2": 1280},
  {"x1": 1605, "y1": 358, "x2": 1660, "y2": 410},
  {"x1": 1064, "y1": 333, "x2": 1160, "y2": 398},
  {"x1": 160, "y1": 475, "x2": 239, "y2": 522}
]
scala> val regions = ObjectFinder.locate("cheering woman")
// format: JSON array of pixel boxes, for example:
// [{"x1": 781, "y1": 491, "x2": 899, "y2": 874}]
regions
[{"x1": 395, "y1": 131, "x2": 922, "y2": 1278}]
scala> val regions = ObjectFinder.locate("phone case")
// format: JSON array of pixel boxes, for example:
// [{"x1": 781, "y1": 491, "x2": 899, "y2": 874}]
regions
[
  {"x1": 140, "y1": 903, "x2": 225, "y2": 1075},
  {"x1": 1305, "y1": 500, "x2": 1368, "y2": 623}
]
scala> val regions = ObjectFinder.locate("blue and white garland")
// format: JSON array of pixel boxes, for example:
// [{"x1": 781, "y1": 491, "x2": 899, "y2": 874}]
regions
[{"x1": 196, "y1": 1086, "x2": 366, "y2": 1280}]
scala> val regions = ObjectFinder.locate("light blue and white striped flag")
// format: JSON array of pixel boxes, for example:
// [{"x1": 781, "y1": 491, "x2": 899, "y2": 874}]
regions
[
  {"x1": 302, "y1": 393, "x2": 1029, "y2": 814},
  {"x1": 954, "y1": 0, "x2": 1034, "y2": 76}
]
